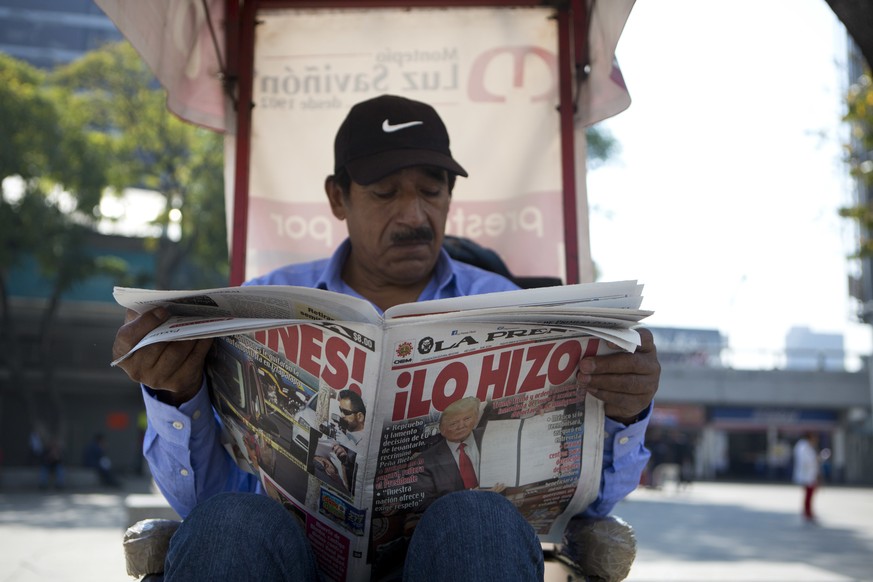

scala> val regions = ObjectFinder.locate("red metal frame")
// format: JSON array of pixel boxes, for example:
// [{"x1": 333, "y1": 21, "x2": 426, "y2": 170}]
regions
[
  {"x1": 257, "y1": 0, "x2": 546, "y2": 6},
  {"x1": 557, "y1": 5, "x2": 579, "y2": 285},
  {"x1": 227, "y1": 0, "x2": 586, "y2": 285}
]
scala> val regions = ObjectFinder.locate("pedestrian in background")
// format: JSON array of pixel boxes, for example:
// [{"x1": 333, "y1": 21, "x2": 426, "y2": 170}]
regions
[
  {"x1": 792, "y1": 432, "x2": 820, "y2": 523},
  {"x1": 83, "y1": 433, "x2": 121, "y2": 488},
  {"x1": 38, "y1": 436, "x2": 65, "y2": 490}
]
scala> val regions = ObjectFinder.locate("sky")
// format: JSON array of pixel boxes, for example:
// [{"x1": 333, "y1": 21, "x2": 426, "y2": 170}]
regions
[{"x1": 584, "y1": 0, "x2": 870, "y2": 366}]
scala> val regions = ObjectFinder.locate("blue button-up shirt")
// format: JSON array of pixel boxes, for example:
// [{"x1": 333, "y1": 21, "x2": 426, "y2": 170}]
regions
[{"x1": 142, "y1": 239, "x2": 651, "y2": 518}]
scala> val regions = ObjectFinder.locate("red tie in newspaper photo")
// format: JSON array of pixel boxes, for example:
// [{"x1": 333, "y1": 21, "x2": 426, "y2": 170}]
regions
[{"x1": 458, "y1": 443, "x2": 479, "y2": 489}]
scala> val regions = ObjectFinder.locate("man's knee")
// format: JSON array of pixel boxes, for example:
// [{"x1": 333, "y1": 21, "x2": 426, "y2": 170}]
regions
[
  {"x1": 427, "y1": 489, "x2": 508, "y2": 511},
  {"x1": 187, "y1": 492, "x2": 280, "y2": 524},
  {"x1": 406, "y1": 491, "x2": 543, "y2": 581},
  {"x1": 422, "y1": 490, "x2": 522, "y2": 527},
  {"x1": 174, "y1": 492, "x2": 308, "y2": 550},
  {"x1": 166, "y1": 493, "x2": 317, "y2": 581},
  {"x1": 414, "y1": 490, "x2": 539, "y2": 551}
]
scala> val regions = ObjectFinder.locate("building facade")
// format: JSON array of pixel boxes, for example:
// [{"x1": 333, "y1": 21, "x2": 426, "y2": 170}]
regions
[
  {"x1": 649, "y1": 326, "x2": 873, "y2": 486},
  {"x1": 0, "y1": 0, "x2": 122, "y2": 69}
]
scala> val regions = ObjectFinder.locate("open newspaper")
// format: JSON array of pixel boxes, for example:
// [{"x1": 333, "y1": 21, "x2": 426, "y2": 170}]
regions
[{"x1": 113, "y1": 281, "x2": 651, "y2": 582}]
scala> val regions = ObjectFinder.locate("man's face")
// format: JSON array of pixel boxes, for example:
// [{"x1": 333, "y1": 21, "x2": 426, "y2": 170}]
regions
[
  {"x1": 338, "y1": 397, "x2": 365, "y2": 432},
  {"x1": 327, "y1": 166, "x2": 451, "y2": 289},
  {"x1": 439, "y1": 407, "x2": 477, "y2": 443}
]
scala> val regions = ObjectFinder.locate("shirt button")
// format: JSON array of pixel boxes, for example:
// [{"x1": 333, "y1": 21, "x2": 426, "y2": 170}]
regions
[
  {"x1": 180, "y1": 469, "x2": 189, "y2": 477},
  {"x1": 618, "y1": 437, "x2": 629, "y2": 445},
  {"x1": 192, "y1": 409, "x2": 201, "y2": 420},
  {"x1": 172, "y1": 421, "x2": 184, "y2": 430}
]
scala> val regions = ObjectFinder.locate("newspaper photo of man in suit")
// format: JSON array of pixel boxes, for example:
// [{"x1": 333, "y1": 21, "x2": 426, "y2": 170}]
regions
[{"x1": 414, "y1": 396, "x2": 505, "y2": 510}]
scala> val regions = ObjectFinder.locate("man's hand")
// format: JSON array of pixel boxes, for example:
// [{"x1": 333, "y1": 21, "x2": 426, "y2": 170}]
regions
[
  {"x1": 576, "y1": 327, "x2": 660, "y2": 424},
  {"x1": 112, "y1": 307, "x2": 213, "y2": 406}
]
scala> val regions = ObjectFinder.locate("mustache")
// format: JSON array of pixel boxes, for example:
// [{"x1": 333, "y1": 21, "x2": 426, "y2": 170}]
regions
[{"x1": 391, "y1": 227, "x2": 434, "y2": 244}]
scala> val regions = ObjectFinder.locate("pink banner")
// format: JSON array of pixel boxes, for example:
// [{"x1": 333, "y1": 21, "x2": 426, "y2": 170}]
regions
[{"x1": 248, "y1": 189, "x2": 562, "y2": 279}]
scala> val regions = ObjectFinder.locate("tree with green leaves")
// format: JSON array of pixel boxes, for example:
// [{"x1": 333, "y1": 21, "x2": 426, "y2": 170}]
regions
[
  {"x1": 586, "y1": 126, "x2": 618, "y2": 170},
  {"x1": 838, "y1": 71, "x2": 873, "y2": 256},
  {"x1": 1, "y1": 42, "x2": 227, "y2": 436},
  {"x1": 0, "y1": 53, "x2": 115, "y2": 433},
  {"x1": 51, "y1": 41, "x2": 228, "y2": 290}
]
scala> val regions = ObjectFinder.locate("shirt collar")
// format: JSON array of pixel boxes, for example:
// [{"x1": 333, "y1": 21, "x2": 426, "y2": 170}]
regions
[
  {"x1": 316, "y1": 238, "x2": 458, "y2": 312},
  {"x1": 315, "y1": 238, "x2": 352, "y2": 292}
]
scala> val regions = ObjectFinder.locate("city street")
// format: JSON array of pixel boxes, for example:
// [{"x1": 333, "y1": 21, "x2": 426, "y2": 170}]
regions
[
  {"x1": 0, "y1": 478, "x2": 870, "y2": 581},
  {"x1": 616, "y1": 481, "x2": 873, "y2": 581}
]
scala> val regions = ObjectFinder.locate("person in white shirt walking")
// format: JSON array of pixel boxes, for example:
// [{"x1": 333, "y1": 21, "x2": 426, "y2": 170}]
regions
[{"x1": 792, "y1": 432, "x2": 820, "y2": 523}]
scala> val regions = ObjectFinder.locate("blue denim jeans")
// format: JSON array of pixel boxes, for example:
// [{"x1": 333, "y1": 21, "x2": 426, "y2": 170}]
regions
[{"x1": 164, "y1": 490, "x2": 544, "y2": 581}]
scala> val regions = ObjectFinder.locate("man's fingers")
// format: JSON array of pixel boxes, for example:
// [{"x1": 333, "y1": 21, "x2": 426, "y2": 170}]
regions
[
  {"x1": 189, "y1": 338, "x2": 214, "y2": 367},
  {"x1": 122, "y1": 306, "x2": 169, "y2": 327},
  {"x1": 113, "y1": 304, "x2": 209, "y2": 391},
  {"x1": 637, "y1": 327, "x2": 656, "y2": 350},
  {"x1": 581, "y1": 348, "x2": 659, "y2": 377},
  {"x1": 584, "y1": 375, "x2": 649, "y2": 399},
  {"x1": 115, "y1": 337, "x2": 212, "y2": 396},
  {"x1": 575, "y1": 328, "x2": 660, "y2": 421},
  {"x1": 148, "y1": 339, "x2": 212, "y2": 389},
  {"x1": 113, "y1": 308, "x2": 170, "y2": 359}
]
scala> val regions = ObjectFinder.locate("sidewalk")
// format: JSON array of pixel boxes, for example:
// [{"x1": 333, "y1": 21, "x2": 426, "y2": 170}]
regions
[
  {"x1": 0, "y1": 477, "x2": 871, "y2": 581},
  {"x1": 615, "y1": 481, "x2": 873, "y2": 581},
  {"x1": 0, "y1": 472, "x2": 161, "y2": 582}
]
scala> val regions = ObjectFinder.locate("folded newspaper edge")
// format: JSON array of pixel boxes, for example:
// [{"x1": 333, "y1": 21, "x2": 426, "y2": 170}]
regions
[{"x1": 111, "y1": 281, "x2": 648, "y2": 364}]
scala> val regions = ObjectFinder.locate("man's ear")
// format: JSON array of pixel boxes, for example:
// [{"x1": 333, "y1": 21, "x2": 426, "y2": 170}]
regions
[{"x1": 325, "y1": 176, "x2": 347, "y2": 221}]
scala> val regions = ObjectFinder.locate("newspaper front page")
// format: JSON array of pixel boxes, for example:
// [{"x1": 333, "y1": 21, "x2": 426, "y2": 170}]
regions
[{"x1": 113, "y1": 281, "x2": 650, "y2": 581}]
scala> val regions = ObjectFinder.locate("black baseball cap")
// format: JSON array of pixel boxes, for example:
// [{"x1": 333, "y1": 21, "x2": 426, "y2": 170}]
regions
[{"x1": 333, "y1": 95, "x2": 468, "y2": 185}]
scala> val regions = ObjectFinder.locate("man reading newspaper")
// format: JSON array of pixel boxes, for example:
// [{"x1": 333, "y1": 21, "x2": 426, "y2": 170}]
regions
[{"x1": 112, "y1": 94, "x2": 660, "y2": 581}]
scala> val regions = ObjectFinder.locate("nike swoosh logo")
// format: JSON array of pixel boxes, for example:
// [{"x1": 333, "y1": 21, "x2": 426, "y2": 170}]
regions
[{"x1": 382, "y1": 119, "x2": 423, "y2": 133}]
